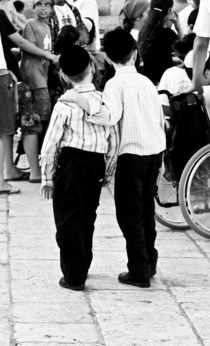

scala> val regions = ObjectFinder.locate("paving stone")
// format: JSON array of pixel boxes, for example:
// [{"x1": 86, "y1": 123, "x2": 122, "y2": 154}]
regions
[
  {"x1": 0, "y1": 211, "x2": 7, "y2": 224},
  {"x1": 182, "y1": 302, "x2": 210, "y2": 339},
  {"x1": 13, "y1": 302, "x2": 92, "y2": 323},
  {"x1": 0, "y1": 280, "x2": 9, "y2": 305},
  {"x1": 0, "y1": 319, "x2": 10, "y2": 346},
  {"x1": 14, "y1": 323, "x2": 99, "y2": 344},
  {"x1": 0, "y1": 224, "x2": 6, "y2": 233},
  {"x1": 9, "y1": 217, "x2": 55, "y2": 234},
  {"x1": 171, "y1": 288, "x2": 210, "y2": 302},
  {"x1": 159, "y1": 258, "x2": 210, "y2": 287},
  {"x1": 90, "y1": 291, "x2": 200, "y2": 346},
  {"x1": 0, "y1": 198, "x2": 8, "y2": 212},
  {"x1": 157, "y1": 239, "x2": 203, "y2": 258},
  {"x1": 93, "y1": 236, "x2": 125, "y2": 251}
]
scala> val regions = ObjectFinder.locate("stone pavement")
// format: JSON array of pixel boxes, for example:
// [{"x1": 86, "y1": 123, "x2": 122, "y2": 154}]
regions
[{"x1": 1, "y1": 178, "x2": 210, "y2": 346}]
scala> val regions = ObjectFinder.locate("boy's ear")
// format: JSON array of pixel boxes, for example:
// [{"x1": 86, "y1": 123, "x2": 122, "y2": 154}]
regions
[
  {"x1": 60, "y1": 71, "x2": 71, "y2": 84},
  {"x1": 90, "y1": 61, "x2": 95, "y2": 74},
  {"x1": 204, "y1": 69, "x2": 210, "y2": 79},
  {"x1": 105, "y1": 54, "x2": 113, "y2": 66}
]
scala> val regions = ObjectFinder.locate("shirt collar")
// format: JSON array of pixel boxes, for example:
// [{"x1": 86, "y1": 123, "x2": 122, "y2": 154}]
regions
[
  {"x1": 115, "y1": 65, "x2": 137, "y2": 74},
  {"x1": 74, "y1": 83, "x2": 96, "y2": 93}
]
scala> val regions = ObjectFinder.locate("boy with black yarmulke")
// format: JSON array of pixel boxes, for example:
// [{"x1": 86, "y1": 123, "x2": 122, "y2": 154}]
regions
[{"x1": 41, "y1": 45, "x2": 119, "y2": 291}]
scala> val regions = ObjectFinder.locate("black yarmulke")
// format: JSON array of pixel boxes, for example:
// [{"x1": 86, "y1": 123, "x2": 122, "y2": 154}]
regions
[
  {"x1": 59, "y1": 45, "x2": 90, "y2": 76},
  {"x1": 103, "y1": 28, "x2": 135, "y2": 63}
]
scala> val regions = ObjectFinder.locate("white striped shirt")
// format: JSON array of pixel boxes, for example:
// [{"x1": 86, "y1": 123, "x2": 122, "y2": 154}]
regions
[
  {"x1": 87, "y1": 66, "x2": 166, "y2": 156},
  {"x1": 41, "y1": 83, "x2": 119, "y2": 186}
]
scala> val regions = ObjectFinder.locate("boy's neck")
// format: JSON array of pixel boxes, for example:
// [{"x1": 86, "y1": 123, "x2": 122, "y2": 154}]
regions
[
  {"x1": 37, "y1": 16, "x2": 48, "y2": 23},
  {"x1": 112, "y1": 60, "x2": 135, "y2": 71}
]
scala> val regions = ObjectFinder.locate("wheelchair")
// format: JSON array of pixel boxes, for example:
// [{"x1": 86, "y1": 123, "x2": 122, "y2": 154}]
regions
[{"x1": 155, "y1": 91, "x2": 210, "y2": 238}]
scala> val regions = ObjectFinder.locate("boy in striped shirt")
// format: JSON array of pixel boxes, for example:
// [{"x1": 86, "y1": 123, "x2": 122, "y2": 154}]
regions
[{"x1": 41, "y1": 45, "x2": 119, "y2": 291}]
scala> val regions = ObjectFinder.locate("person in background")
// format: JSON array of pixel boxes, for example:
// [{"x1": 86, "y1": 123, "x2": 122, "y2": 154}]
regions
[
  {"x1": 20, "y1": 0, "x2": 54, "y2": 183},
  {"x1": 178, "y1": 0, "x2": 199, "y2": 36},
  {"x1": 0, "y1": 7, "x2": 58, "y2": 186},
  {"x1": 120, "y1": 0, "x2": 149, "y2": 41},
  {"x1": 0, "y1": 0, "x2": 25, "y2": 32},
  {"x1": 138, "y1": 0, "x2": 180, "y2": 85},
  {"x1": 69, "y1": 0, "x2": 101, "y2": 50},
  {"x1": 41, "y1": 45, "x2": 119, "y2": 291},
  {"x1": 13, "y1": 0, "x2": 27, "y2": 28},
  {"x1": 189, "y1": 0, "x2": 210, "y2": 92},
  {"x1": 48, "y1": 0, "x2": 86, "y2": 50}
]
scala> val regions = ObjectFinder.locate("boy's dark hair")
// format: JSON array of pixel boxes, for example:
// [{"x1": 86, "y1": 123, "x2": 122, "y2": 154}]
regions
[
  {"x1": 103, "y1": 28, "x2": 136, "y2": 64},
  {"x1": 172, "y1": 33, "x2": 195, "y2": 61},
  {"x1": 13, "y1": 0, "x2": 24, "y2": 12},
  {"x1": 54, "y1": 25, "x2": 79, "y2": 54},
  {"x1": 59, "y1": 45, "x2": 90, "y2": 83}
]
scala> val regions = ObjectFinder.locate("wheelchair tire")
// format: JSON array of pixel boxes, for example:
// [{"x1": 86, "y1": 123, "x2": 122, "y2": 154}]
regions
[{"x1": 179, "y1": 144, "x2": 210, "y2": 238}]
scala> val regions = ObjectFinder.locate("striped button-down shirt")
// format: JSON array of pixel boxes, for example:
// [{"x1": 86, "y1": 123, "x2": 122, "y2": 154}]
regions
[
  {"x1": 41, "y1": 83, "x2": 119, "y2": 186},
  {"x1": 87, "y1": 66, "x2": 166, "y2": 156}
]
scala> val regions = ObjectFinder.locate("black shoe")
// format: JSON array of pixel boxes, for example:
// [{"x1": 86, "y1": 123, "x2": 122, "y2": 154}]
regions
[
  {"x1": 118, "y1": 272, "x2": 150, "y2": 288},
  {"x1": 59, "y1": 277, "x2": 85, "y2": 291}
]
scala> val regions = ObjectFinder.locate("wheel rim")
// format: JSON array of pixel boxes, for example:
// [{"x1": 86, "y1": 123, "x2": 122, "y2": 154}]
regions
[{"x1": 186, "y1": 152, "x2": 210, "y2": 234}]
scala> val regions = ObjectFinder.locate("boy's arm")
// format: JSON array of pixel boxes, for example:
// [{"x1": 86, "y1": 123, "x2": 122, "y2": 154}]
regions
[
  {"x1": 104, "y1": 124, "x2": 120, "y2": 185},
  {"x1": 60, "y1": 80, "x2": 123, "y2": 126},
  {"x1": 41, "y1": 103, "x2": 67, "y2": 189}
]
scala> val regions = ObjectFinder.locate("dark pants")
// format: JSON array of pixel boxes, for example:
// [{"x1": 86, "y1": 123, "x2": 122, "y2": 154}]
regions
[
  {"x1": 114, "y1": 153, "x2": 162, "y2": 282},
  {"x1": 53, "y1": 147, "x2": 105, "y2": 285}
]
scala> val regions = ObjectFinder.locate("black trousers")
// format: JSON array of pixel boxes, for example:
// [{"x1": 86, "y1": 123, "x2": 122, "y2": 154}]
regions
[
  {"x1": 114, "y1": 153, "x2": 162, "y2": 282},
  {"x1": 53, "y1": 147, "x2": 105, "y2": 285}
]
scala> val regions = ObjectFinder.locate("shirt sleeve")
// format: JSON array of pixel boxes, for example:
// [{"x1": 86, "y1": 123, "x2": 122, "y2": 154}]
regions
[
  {"x1": 194, "y1": 0, "x2": 210, "y2": 38},
  {"x1": 41, "y1": 103, "x2": 67, "y2": 186},
  {"x1": 0, "y1": 10, "x2": 16, "y2": 37},
  {"x1": 87, "y1": 79, "x2": 123, "y2": 126}
]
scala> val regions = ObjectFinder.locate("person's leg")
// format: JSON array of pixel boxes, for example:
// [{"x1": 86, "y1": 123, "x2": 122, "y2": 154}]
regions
[
  {"x1": 83, "y1": 153, "x2": 105, "y2": 269},
  {"x1": 142, "y1": 153, "x2": 162, "y2": 276},
  {"x1": 3, "y1": 135, "x2": 23, "y2": 180},
  {"x1": 23, "y1": 133, "x2": 41, "y2": 181},
  {"x1": 114, "y1": 154, "x2": 151, "y2": 284},
  {"x1": 53, "y1": 149, "x2": 92, "y2": 287},
  {"x1": 0, "y1": 136, "x2": 19, "y2": 192}
]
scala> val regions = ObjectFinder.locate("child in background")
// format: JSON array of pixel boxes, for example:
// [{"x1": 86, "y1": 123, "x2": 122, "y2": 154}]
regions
[
  {"x1": 60, "y1": 28, "x2": 166, "y2": 288},
  {"x1": 41, "y1": 45, "x2": 119, "y2": 291},
  {"x1": 20, "y1": 0, "x2": 53, "y2": 182}
]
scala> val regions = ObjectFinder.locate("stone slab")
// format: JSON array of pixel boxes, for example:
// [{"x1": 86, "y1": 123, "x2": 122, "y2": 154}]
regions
[
  {"x1": 90, "y1": 291, "x2": 201, "y2": 346},
  {"x1": 171, "y1": 288, "x2": 210, "y2": 302},
  {"x1": 0, "y1": 319, "x2": 10, "y2": 346},
  {"x1": 159, "y1": 258, "x2": 210, "y2": 287},
  {"x1": 0, "y1": 243, "x2": 7, "y2": 264},
  {"x1": 157, "y1": 240, "x2": 203, "y2": 258},
  {"x1": 182, "y1": 302, "x2": 210, "y2": 339},
  {"x1": 14, "y1": 323, "x2": 99, "y2": 344},
  {"x1": 13, "y1": 302, "x2": 92, "y2": 323},
  {"x1": 9, "y1": 217, "x2": 55, "y2": 234}
]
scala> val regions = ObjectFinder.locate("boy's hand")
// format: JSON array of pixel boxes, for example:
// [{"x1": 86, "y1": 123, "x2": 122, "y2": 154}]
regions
[
  {"x1": 59, "y1": 89, "x2": 80, "y2": 103},
  {"x1": 41, "y1": 185, "x2": 53, "y2": 200}
]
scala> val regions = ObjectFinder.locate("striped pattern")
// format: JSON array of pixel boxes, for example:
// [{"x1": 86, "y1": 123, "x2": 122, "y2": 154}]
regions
[
  {"x1": 41, "y1": 83, "x2": 119, "y2": 185},
  {"x1": 88, "y1": 66, "x2": 166, "y2": 156}
]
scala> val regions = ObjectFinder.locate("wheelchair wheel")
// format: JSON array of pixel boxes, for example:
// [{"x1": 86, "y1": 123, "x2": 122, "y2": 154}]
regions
[
  {"x1": 155, "y1": 165, "x2": 189, "y2": 230},
  {"x1": 179, "y1": 144, "x2": 210, "y2": 238}
]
